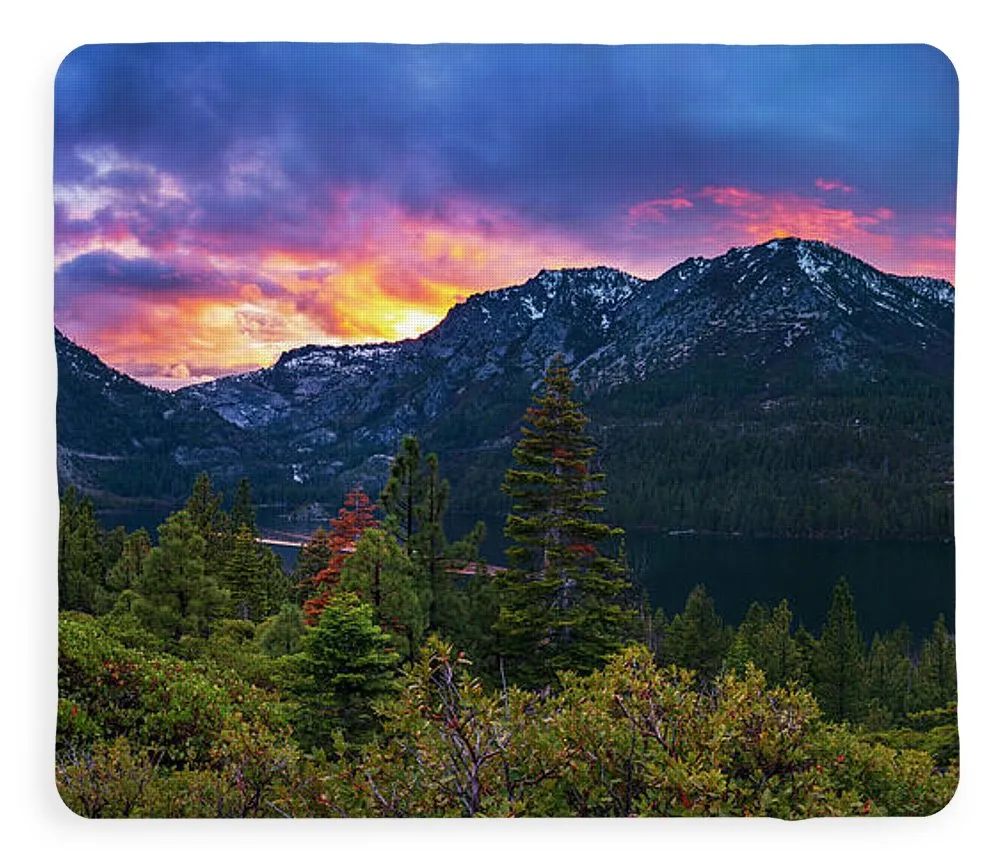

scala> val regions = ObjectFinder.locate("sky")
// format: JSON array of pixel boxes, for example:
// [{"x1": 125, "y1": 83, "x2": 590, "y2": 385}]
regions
[{"x1": 53, "y1": 43, "x2": 959, "y2": 390}]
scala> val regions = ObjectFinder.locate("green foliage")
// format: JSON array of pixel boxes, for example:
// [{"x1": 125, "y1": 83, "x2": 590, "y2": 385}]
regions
[
  {"x1": 230, "y1": 477, "x2": 257, "y2": 536},
  {"x1": 658, "y1": 584, "x2": 731, "y2": 681},
  {"x1": 380, "y1": 435, "x2": 486, "y2": 638},
  {"x1": 184, "y1": 471, "x2": 231, "y2": 574},
  {"x1": 133, "y1": 509, "x2": 229, "y2": 641},
  {"x1": 338, "y1": 644, "x2": 956, "y2": 818},
  {"x1": 102, "y1": 528, "x2": 152, "y2": 603},
  {"x1": 340, "y1": 528, "x2": 428, "y2": 661},
  {"x1": 56, "y1": 737, "x2": 157, "y2": 818},
  {"x1": 865, "y1": 625, "x2": 915, "y2": 723},
  {"x1": 290, "y1": 594, "x2": 400, "y2": 750},
  {"x1": 258, "y1": 603, "x2": 306, "y2": 658},
  {"x1": 913, "y1": 614, "x2": 957, "y2": 712},
  {"x1": 57, "y1": 613, "x2": 286, "y2": 768},
  {"x1": 339, "y1": 637, "x2": 539, "y2": 817},
  {"x1": 222, "y1": 526, "x2": 287, "y2": 622},
  {"x1": 290, "y1": 526, "x2": 333, "y2": 605},
  {"x1": 813, "y1": 577, "x2": 867, "y2": 722},
  {"x1": 58, "y1": 487, "x2": 104, "y2": 613},
  {"x1": 727, "y1": 598, "x2": 806, "y2": 687},
  {"x1": 863, "y1": 705, "x2": 959, "y2": 771},
  {"x1": 496, "y1": 355, "x2": 633, "y2": 686}
]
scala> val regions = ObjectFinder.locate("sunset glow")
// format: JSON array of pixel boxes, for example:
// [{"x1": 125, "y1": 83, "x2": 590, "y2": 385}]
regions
[{"x1": 55, "y1": 44, "x2": 958, "y2": 388}]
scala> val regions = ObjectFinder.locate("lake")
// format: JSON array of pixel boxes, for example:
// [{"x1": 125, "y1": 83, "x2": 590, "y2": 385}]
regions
[{"x1": 98, "y1": 506, "x2": 954, "y2": 643}]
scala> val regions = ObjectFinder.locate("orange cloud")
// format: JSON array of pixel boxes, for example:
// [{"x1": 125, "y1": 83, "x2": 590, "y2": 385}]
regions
[
  {"x1": 69, "y1": 192, "x2": 604, "y2": 388},
  {"x1": 696, "y1": 185, "x2": 953, "y2": 282}
]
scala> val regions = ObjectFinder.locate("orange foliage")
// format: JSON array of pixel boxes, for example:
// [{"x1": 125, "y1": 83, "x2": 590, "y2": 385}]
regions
[{"x1": 301, "y1": 486, "x2": 378, "y2": 624}]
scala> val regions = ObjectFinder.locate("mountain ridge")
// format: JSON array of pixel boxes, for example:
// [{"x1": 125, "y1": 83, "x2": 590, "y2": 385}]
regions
[{"x1": 56, "y1": 237, "x2": 954, "y2": 539}]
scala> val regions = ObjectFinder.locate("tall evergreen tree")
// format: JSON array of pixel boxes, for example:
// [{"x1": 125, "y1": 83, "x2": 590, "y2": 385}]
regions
[
  {"x1": 221, "y1": 525, "x2": 284, "y2": 622},
  {"x1": 495, "y1": 354, "x2": 632, "y2": 687},
  {"x1": 230, "y1": 477, "x2": 257, "y2": 537},
  {"x1": 759, "y1": 599, "x2": 806, "y2": 687},
  {"x1": 380, "y1": 435, "x2": 424, "y2": 556},
  {"x1": 913, "y1": 615, "x2": 957, "y2": 711},
  {"x1": 865, "y1": 625, "x2": 915, "y2": 723},
  {"x1": 57, "y1": 487, "x2": 104, "y2": 613},
  {"x1": 380, "y1": 436, "x2": 485, "y2": 634},
  {"x1": 291, "y1": 526, "x2": 333, "y2": 605},
  {"x1": 813, "y1": 577, "x2": 867, "y2": 722},
  {"x1": 340, "y1": 528, "x2": 429, "y2": 662},
  {"x1": 292, "y1": 593, "x2": 400, "y2": 748},
  {"x1": 258, "y1": 602, "x2": 306, "y2": 658},
  {"x1": 660, "y1": 584, "x2": 731, "y2": 680},
  {"x1": 184, "y1": 472, "x2": 230, "y2": 577},
  {"x1": 134, "y1": 509, "x2": 229, "y2": 641}
]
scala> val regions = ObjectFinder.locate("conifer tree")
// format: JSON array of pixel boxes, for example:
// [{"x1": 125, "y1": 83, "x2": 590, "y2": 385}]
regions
[
  {"x1": 381, "y1": 435, "x2": 423, "y2": 556},
  {"x1": 726, "y1": 601, "x2": 769, "y2": 674},
  {"x1": 913, "y1": 615, "x2": 957, "y2": 711},
  {"x1": 495, "y1": 354, "x2": 632, "y2": 686},
  {"x1": 301, "y1": 486, "x2": 378, "y2": 624},
  {"x1": 759, "y1": 599, "x2": 806, "y2": 686},
  {"x1": 813, "y1": 577, "x2": 867, "y2": 722},
  {"x1": 58, "y1": 487, "x2": 104, "y2": 613},
  {"x1": 291, "y1": 526, "x2": 333, "y2": 604},
  {"x1": 258, "y1": 602, "x2": 306, "y2": 657},
  {"x1": 221, "y1": 525, "x2": 280, "y2": 622},
  {"x1": 230, "y1": 477, "x2": 257, "y2": 536},
  {"x1": 184, "y1": 472, "x2": 230, "y2": 576},
  {"x1": 866, "y1": 625, "x2": 915, "y2": 722},
  {"x1": 340, "y1": 528, "x2": 429, "y2": 662},
  {"x1": 292, "y1": 593, "x2": 399, "y2": 747},
  {"x1": 380, "y1": 436, "x2": 485, "y2": 634},
  {"x1": 134, "y1": 509, "x2": 229, "y2": 641},
  {"x1": 660, "y1": 584, "x2": 731, "y2": 680}
]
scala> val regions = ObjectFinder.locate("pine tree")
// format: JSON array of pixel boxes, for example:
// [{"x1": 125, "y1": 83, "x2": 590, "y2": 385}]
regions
[
  {"x1": 759, "y1": 599, "x2": 806, "y2": 687},
  {"x1": 813, "y1": 577, "x2": 867, "y2": 722},
  {"x1": 340, "y1": 528, "x2": 429, "y2": 662},
  {"x1": 134, "y1": 509, "x2": 229, "y2": 641},
  {"x1": 913, "y1": 615, "x2": 957, "y2": 711},
  {"x1": 380, "y1": 437, "x2": 482, "y2": 633},
  {"x1": 221, "y1": 525, "x2": 279, "y2": 622},
  {"x1": 184, "y1": 472, "x2": 230, "y2": 576},
  {"x1": 292, "y1": 593, "x2": 399, "y2": 747},
  {"x1": 726, "y1": 601, "x2": 769, "y2": 674},
  {"x1": 58, "y1": 487, "x2": 104, "y2": 613},
  {"x1": 660, "y1": 584, "x2": 731, "y2": 680},
  {"x1": 258, "y1": 602, "x2": 306, "y2": 657},
  {"x1": 865, "y1": 625, "x2": 915, "y2": 723},
  {"x1": 291, "y1": 526, "x2": 333, "y2": 604},
  {"x1": 230, "y1": 477, "x2": 257, "y2": 536},
  {"x1": 495, "y1": 355, "x2": 632, "y2": 687},
  {"x1": 380, "y1": 435, "x2": 423, "y2": 556}
]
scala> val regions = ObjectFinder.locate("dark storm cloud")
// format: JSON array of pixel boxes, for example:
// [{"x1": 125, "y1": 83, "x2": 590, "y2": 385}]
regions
[
  {"x1": 55, "y1": 43, "x2": 957, "y2": 239},
  {"x1": 57, "y1": 250, "x2": 192, "y2": 290}
]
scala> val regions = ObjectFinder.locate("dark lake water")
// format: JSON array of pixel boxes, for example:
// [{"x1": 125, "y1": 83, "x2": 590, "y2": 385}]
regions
[{"x1": 98, "y1": 506, "x2": 954, "y2": 643}]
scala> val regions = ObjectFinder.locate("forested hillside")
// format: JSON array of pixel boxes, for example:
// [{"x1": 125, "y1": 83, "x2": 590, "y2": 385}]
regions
[
  {"x1": 57, "y1": 238, "x2": 954, "y2": 540},
  {"x1": 56, "y1": 364, "x2": 957, "y2": 818}
]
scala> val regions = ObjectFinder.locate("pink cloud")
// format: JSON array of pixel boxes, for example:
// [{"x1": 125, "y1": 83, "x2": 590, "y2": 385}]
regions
[
  {"x1": 815, "y1": 178, "x2": 855, "y2": 193},
  {"x1": 628, "y1": 197, "x2": 695, "y2": 224}
]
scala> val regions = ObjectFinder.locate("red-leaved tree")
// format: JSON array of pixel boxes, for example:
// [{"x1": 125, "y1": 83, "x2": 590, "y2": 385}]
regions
[{"x1": 301, "y1": 486, "x2": 378, "y2": 625}]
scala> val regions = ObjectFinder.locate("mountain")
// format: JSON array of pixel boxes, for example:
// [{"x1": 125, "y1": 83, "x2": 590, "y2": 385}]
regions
[
  {"x1": 55, "y1": 329, "x2": 251, "y2": 504},
  {"x1": 56, "y1": 238, "x2": 954, "y2": 538}
]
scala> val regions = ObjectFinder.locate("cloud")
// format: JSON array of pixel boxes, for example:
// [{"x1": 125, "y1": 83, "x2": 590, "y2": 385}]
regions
[
  {"x1": 815, "y1": 178, "x2": 855, "y2": 193},
  {"x1": 53, "y1": 44, "x2": 957, "y2": 385}
]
